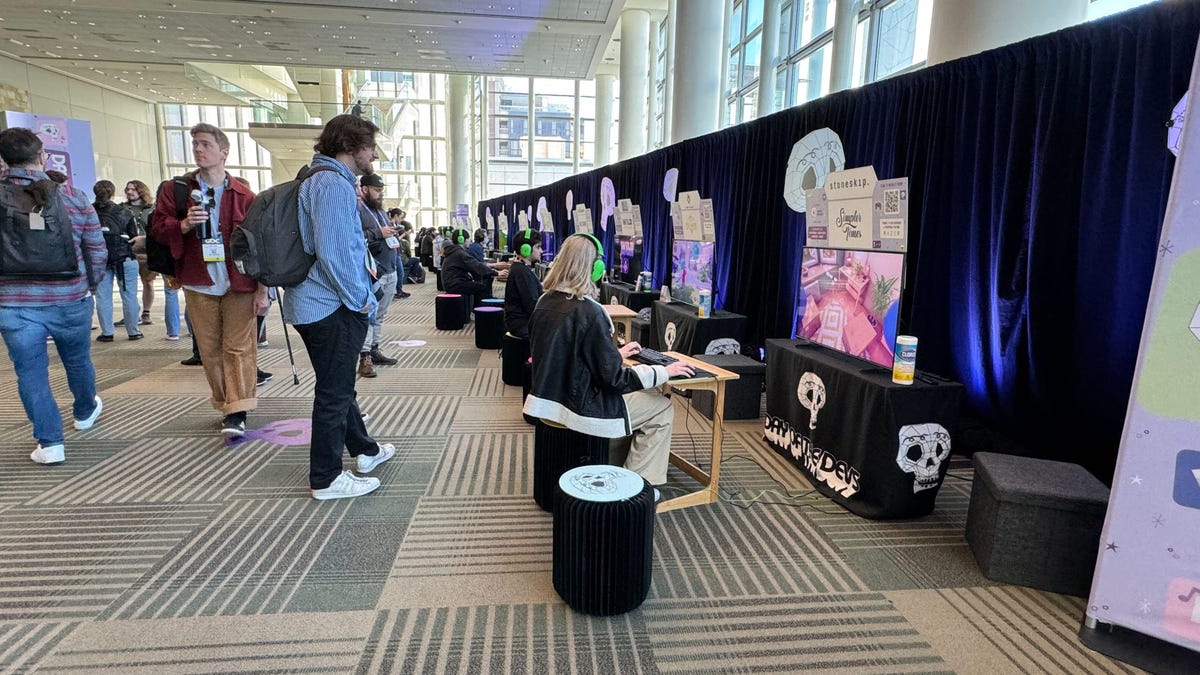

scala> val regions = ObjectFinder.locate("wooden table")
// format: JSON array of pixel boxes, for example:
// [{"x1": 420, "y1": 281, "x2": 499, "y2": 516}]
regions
[
  {"x1": 626, "y1": 351, "x2": 740, "y2": 513},
  {"x1": 603, "y1": 303, "x2": 638, "y2": 344}
]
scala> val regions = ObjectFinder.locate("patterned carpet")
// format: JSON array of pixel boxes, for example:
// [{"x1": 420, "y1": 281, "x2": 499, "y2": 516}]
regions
[{"x1": 0, "y1": 280, "x2": 1140, "y2": 674}]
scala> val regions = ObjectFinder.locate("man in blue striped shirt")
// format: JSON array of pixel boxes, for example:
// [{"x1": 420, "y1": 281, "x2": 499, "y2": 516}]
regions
[{"x1": 281, "y1": 115, "x2": 396, "y2": 500}]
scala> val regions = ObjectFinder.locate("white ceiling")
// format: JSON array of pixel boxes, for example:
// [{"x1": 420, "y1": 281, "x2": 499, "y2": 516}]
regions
[{"x1": 0, "y1": 0, "x2": 625, "y2": 103}]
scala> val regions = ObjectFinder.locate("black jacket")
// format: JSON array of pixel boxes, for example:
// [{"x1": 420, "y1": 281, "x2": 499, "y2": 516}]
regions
[
  {"x1": 523, "y1": 291, "x2": 667, "y2": 437},
  {"x1": 503, "y1": 260, "x2": 542, "y2": 339},
  {"x1": 419, "y1": 232, "x2": 434, "y2": 257},
  {"x1": 93, "y1": 201, "x2": 137, "y2": 268},
  {"x1": 441, "y1": 244, "x2": 495, "y2": 293},
  {"x1": 359, "y1": 203, "x2": 397, "y2": 274}
]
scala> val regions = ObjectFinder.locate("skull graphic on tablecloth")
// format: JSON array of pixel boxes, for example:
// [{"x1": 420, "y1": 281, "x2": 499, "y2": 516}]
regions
[
  {"x1": 797, "y1": 371, "x2": 826, "y2": 430},
  {"x1": 896, "y1": 423, "x2": 951, "y2": 492}
]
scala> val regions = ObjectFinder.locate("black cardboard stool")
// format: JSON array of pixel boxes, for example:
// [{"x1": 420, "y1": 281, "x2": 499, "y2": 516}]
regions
[
  {"x1": 521, "y1": 359, "x2": 536, "y2": 425},
  {"x1": 553, "y1": 465, "x2": 654, "y2": 616},
  {"x1": 501, "y1": 333, "x2": 529, "y2": 386},
  {"x1": 690, "y1": 353, "x2": 764, "y2": 420},
  {"x1": 435, "y1": 268, "x2": 444, "y2": 291},
  {"x1": 435, "y1": 293, "x2": 464, "y2": 330},
  {"x1": 473, "y1": 306, "x2": 504, "y2": 349},
  {"x1": 533, "y1": 420, "x2": 608, "y2": 512},
  {"x1": 966, "y1": 452, "x2": 1109, "y2": 596}
]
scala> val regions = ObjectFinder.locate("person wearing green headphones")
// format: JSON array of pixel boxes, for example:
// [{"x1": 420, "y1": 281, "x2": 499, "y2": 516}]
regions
[{"x1": 524, "y1": 233, "x2": 693, "y2": 487}]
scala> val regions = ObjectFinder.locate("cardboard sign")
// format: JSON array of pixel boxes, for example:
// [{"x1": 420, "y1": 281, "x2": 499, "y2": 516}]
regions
[{"x1": 805, "y1": 166, "x2": 909, "y2": 252}]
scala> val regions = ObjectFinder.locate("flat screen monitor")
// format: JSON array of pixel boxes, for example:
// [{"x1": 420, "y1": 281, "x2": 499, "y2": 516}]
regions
[
  {"x1": 617, "y1": 235, "x2": 643, "y2": 284},
  {"x1": 540, "y1": 230, "x2": 557, "y2": 262},
  {"x1": 793, "y1": 247, "x2": 904, "y2": 369},
  {"x1": 670, "y1": 239, "x2": 714, "y2": 306}
]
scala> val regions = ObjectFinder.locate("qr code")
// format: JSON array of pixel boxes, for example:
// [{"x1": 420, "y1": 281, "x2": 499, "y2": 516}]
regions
[{"x1": 883, "y1": 189, "x2": 900, "y2": 215}]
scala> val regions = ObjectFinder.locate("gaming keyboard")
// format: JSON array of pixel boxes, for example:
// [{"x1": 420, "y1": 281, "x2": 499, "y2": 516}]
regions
[{"x1": 632, "y1": 348, "x2": 716, "y2": 379}]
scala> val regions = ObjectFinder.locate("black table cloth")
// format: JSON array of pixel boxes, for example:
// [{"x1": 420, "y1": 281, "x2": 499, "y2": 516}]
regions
[
  {"x1": 649, "y1": 301, "x2": 747, "y2": 355},
  {"x1": 764, "y1": 338, "x2": 963, "y2": 519},
  {"x1": 600, "y1": 281, "x2": 659, "y2": 313}
]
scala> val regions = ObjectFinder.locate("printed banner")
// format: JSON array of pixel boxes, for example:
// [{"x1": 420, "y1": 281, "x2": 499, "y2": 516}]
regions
[
  {"x1": 1087, "y1": 43, "x2": 1200, "y2": 653},
  {"x1": 3, "y1": 111, "x2": 97, "y2": 197},
  {"x1": 805, "y1": 166, "x2": 909, "y2": 252}
]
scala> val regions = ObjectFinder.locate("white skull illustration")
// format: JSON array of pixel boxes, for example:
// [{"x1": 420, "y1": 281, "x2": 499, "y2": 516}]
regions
[
  {"x1": 796, "y1": 371, "x2": 826, "y2": 430},
  {"x1": 609, "y1": 296, "x2": 620, "y2": 306},
  {"x1": 896, "y1": 423, "x2": 951, "y2": 492},
  {"x1": 783, "y1": 128, "x2": 846, "y2": 213},
  {"x1": 569, "y1": 469, "x2": 621, "y2": 496},
  {"x1": 705, "y1": 338, "x2": 741, "y2": 355},
  {"x1": 637, "y1": 308, "x2": 652, "y2": 322},
  {"x1": 663, "y1": 322, "x2": 678, "y2": 351}
]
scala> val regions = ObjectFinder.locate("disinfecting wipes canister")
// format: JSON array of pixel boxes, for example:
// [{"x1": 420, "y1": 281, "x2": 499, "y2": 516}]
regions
[{"x1": 892, "y1": 335, "x2": 918, "y2": 385}]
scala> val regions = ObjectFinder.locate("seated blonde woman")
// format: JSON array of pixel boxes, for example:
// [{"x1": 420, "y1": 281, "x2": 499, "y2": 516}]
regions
[{"x1": 523, "y1": 233, "x2": 693, "y2": 485}]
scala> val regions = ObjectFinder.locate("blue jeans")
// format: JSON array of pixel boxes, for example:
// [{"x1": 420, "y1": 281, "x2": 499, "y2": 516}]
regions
[
  {"x1": 96, "y1": 258, "x2": 141, "y2": 336},
  {"x1": 0, "y1": 296, "x2": 99, "y2": 446},
  {"x1": 163, "y1": 278, "x2": 181, "y2": 337}
]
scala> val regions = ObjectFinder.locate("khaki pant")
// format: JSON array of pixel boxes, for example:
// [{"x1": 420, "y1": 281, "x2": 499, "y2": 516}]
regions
[
  {"x1": 610, "y1": 389, "x2": 674, "y2": 485},
  {"x1": 184, "y1": 289, "x2": 258, "y2": 415}
]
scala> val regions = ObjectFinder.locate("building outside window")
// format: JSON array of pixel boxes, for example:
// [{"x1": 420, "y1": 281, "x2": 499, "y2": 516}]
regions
[
  {"x1": 852, "y1": 0, "x2": 934, "y2": 86},
  {"x1": 725, "y1": 0, "x2": 766, "y2": 126}
]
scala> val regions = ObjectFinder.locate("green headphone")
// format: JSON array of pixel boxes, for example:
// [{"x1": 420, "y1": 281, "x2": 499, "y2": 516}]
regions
[
  {"x1": 517, "y1": 229, "x2": 534, "y2": 258},
  {"x1": 453, "y1": 228, "x2": 469, "y2": 245},
  {"x1": 572, "y1": 233, "x2": 606, "y2": 282}
]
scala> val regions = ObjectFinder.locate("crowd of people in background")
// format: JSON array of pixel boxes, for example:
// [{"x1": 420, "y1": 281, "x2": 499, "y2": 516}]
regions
[{"x1": 1, "y1": 112, "x2": 684, "y2": 502}]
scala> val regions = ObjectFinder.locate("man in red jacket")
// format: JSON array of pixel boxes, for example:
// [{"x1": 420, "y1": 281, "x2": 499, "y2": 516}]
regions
[{"x1": 151, "y1": 123, "x2": 266, "y2": 438}]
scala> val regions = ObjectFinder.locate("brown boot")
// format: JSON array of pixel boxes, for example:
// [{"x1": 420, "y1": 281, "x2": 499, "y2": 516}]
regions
[{"x1": 358, "y1": 353, "x2": 377, "y2": 378}]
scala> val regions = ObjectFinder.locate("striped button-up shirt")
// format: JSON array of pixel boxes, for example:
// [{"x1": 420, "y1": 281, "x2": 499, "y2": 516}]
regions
[
  {"x1": 281, "y1": 154, "x2": 377, "y2": 326},
  {"x1": 0, "y1": 168, "x2": 107, "y2": 306}
]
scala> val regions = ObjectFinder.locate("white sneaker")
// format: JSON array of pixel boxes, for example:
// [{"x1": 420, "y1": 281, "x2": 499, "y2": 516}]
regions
[
  {"x1": 73, "y1": 396, "x2": 103, "y2": 430},
  {"x1": 312, "y1": 470, "x2": 380, "y2": 500},
  {"x1": 31, "y1": 443, "x2": 65, "y2": 465},
  {"x1": 357, "y1": 443, "x2": 395, "y2": 473}
]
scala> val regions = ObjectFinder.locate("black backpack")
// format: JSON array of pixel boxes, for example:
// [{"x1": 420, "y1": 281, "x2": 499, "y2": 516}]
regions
[
  {"x1": 145, "y1": 177, "x2": 189, "y2": 276},
  {"x1": 0, "y1": 179, "x2": 78, "y2": 279},
  {"x1": 230, "y1": 164, "x2": 336, "y2": 288}
]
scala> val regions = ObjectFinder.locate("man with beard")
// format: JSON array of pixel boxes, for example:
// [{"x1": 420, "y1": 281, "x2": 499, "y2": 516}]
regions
[
  {"x1": 282, "y1": 115, "x2": 395, "y2": 500},
  {"x1": 356, "y1": 172, "x2": 400, "y2": 378}
]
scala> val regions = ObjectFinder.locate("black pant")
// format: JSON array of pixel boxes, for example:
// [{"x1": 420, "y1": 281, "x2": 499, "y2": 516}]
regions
[
  {"x1": 447, "y1": 280, "x2": 493, "y2": 300},
  {"x1": 293, "y1": 305, "x2": 377, "y2": 489}
]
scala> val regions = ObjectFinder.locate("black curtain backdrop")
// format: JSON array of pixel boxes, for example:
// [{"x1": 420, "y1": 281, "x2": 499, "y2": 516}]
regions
[{"x1": 478, "y1": 1, "x2": 1200, "y2": 480}]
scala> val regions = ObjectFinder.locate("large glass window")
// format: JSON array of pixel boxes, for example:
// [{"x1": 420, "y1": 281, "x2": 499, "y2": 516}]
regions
[
  {"x1": 855, "y1": 0, "x2": 934, "y2": 84},
  {"x1": 773, "y1": 0, "x2": 836, "y2": 111},
  {"x1": 483, "y1": 76, "x2": 598, "y2": 199},
  {"x1": 725, "y1": 0, "x2": 765, "y2": 126},
  {"x1": 160, "y1": 104, "x2": 273, "y2": 194}
]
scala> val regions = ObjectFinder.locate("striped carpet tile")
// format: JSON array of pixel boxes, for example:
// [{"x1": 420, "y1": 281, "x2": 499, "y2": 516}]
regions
[
  {"x1": 356, "y1": 395, "x2": 460, "y2": 436},
  {"x1": 935, "y1": 586, "x2": 1140, "y2": 674},
  {"x1": 0, "y1": 439, "x2": 129, "y2": 506},
  {"x1": 642, "y1": 594, "x2": 951, "y2": 674},
  {"x1": 0, "y1": 622, "x2": 79, "y2": 673},
  {"x1": 653, "y1": 503, "x2": 868, "y2": 598},
  {"x1": 35, "y1": 612, "x2": 375, "y2": 674},
  {"x1": 387, "y1": 496, "x2": 552, "y2": 577},
  {"x1": 0, "y1": 503, "x2": 216, "y2": 621},
  {"x1": 357, "y1": 604, "x2": 657, "y2": 674},
  {"x1": 100, "y1": 498, "x2": 358, "y2": 620},
  {"x1": 468, "y1": 368, "x2": 517, "y2": 398},
  {"x1": 430, "y1": 433, "x2": 533, "y2": 497},
  {"x1": 59, "y1": 395, "x2": 207, "y2": 441},
  {"x1": 29, "y1": 438, "x2": 283, "y2": 505}
]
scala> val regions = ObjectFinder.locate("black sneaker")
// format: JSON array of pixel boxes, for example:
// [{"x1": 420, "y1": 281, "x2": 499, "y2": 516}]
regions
[
  {"x1": 256, "y1": 370, "x2": 273, "y2": 386},
  {"x1": 128, "y1": 333, "x2": 144, "y2": 341},
  {"x1": 180, "y1": 355, "x2": 203, "y2": 366},
  {"x1": 96, "y1": 334, "x2": 114, "y2": 343},
  {"x1": 221, "y1": 412, "x2": 246, "y2": 438}
]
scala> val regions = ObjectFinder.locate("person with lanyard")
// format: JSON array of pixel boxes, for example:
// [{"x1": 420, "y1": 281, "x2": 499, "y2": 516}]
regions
[
  {"x1": 150, "y1": 122, "x2": 267, "y2": 439},
  {"x1": 357, "y1": 172, "x2": 400, "y2": 378}
]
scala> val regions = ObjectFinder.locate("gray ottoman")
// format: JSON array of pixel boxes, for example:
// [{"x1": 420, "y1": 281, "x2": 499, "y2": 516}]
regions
[
  {"x1": 689, "y1": 353, "x2": 764, "y2": 420},
  {"x1": 966, "y1": 452, "x2": 1109, "y2": 596}
]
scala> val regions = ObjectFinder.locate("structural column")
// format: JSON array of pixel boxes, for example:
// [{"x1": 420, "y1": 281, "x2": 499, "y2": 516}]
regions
[
  {"x1": 663, "y1": 0, "x2": 677, "y2": 144},
  {"x1": 757, "y1": 0, "x2": 782, "y2": 116},
  {"x1": 829, "y1": 0, "x2": 858, "y2": 93},
  {"x1": 672, "y1": 0, "x2": 726, "y2": 143},
  {"x1": 446, "y1": 74, "x2": 471, "y2": 209},
  {"x1": 646, "y1": 16, "x2": 660, "y2": 149},
  {"x1": 927, "y1": 0, "x2": 1086, "y2": 65},
  {"x1": 594, "y1": 74, "x2": 614, "y2": 167},
  {"x1": 618, "y1": 9, "x2": 650, "y2": 160}
]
